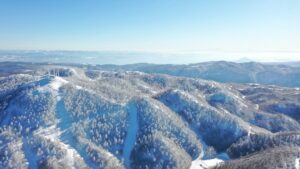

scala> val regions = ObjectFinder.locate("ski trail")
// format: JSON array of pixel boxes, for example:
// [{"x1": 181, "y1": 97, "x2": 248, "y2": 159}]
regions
[
  {"x1": 123, "y1": 104, "x2": 139, "y2": 169},
  {"x1": 22, "y1": 140, "x2": 39, "y2": 169},
  {"x1": 34, "y1": 76, "x2": 84, "y2": 168},
  {"x1": 52, "y1": 78, "x2": 83, "y2": 168}
]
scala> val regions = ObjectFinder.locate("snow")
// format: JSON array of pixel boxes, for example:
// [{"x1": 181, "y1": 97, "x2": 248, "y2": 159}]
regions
[
  {"x1": 23, "y1": 141, "x2": 39, "y2": 169},
  {"x1": 216, "y1": 153, "x2": 230, "y2": 160},
  {"x1": 33, "y1": 75, "x2": 83, "y2": 168},
  {"x1": 34, "y1": 125, "x2": 61, "y2": 142},
  {"x1": 36, "y1": 76, "x2": 68, "y2": 93},
  {"x1": 203, "y1": 159, "x2": 224, "y2": 168},
  {"x1": 49, "y1": 76, "x2": 69, "y2": 91},
  {"x1": 255, "y1": 104, "x2": 260, "y2": 110},
  {"x1": 178, "y1": 90, "x2": 200, "y2": 104},
  {"x1": 231, "y1": 93, "x2": 248, "y2": 108},
  {"x1": 137, "y1": 83, "x2": 158, "y2": 94},
  {"x1": 75, "y1": 85, "x2": 83, "y2": 89},
  {"x1": 5, "y1": 66, "x2": 299, "y2": 169},
  {"x1": 190, "y1": 157, "x2": 224, "y2": 169},
  {"x1": 296, "y1": 158, "x2": 300, "y2": 169},
  {"x1": 123, "y1": 104, "x2": 139, "y2": 169},
  {"x1": 73, "y1": 83, "x2": 125, "y2": 105},
  {"x1": 34, "y1": 126, "x2": 83, "y2": 168},
  {"x1": 69, "y1": 68, "x2": 78, "y2": 75},
  {"x1": 247, "y1": 126, "x2": 253, "y2": 138}
]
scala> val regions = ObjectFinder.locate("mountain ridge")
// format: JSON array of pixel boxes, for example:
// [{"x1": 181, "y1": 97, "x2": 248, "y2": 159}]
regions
[{"x1": 0, "y1": 62, "x2": 299, "y2": 168}]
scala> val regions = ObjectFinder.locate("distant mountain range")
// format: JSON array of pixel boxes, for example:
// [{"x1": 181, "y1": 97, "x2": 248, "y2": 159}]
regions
[
  {"x1": 2, "y1": 61, "x2": 300, "y2": 87},
  {"x1": 0, "y1": 62, "x2": 300, "y2": 169},
  {"x1": 88, "y1": 61, "x2": 300, "y2": 87}
]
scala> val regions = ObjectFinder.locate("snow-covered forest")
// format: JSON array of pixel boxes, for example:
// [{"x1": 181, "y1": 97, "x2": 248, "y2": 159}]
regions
[{"x1": 0, "y1": 62, "x2": 300, "y2": 169}]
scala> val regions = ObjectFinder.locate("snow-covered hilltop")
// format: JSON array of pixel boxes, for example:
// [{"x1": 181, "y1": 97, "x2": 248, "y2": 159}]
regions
[{"x1": 0, "y1": 63, "x2": 300, "y2": 169}]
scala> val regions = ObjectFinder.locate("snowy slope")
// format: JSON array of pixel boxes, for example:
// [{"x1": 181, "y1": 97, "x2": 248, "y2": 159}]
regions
[
  {"x1": 0, "y1": 64, "x2": 300, "y2": 169},
  {"x1": 190, "y1": 157, "x2": 223, "y2": 169}
]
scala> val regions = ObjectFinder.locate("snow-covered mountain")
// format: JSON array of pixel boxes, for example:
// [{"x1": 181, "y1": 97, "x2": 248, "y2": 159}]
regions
[{"x1": 0, "y1": 63, "x2": 300, "y2": 169}]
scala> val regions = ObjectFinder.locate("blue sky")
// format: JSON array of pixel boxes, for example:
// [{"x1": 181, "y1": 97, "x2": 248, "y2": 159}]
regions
[{"x1": 0, "y1": 0, "x2": 299, "y2": 61}]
